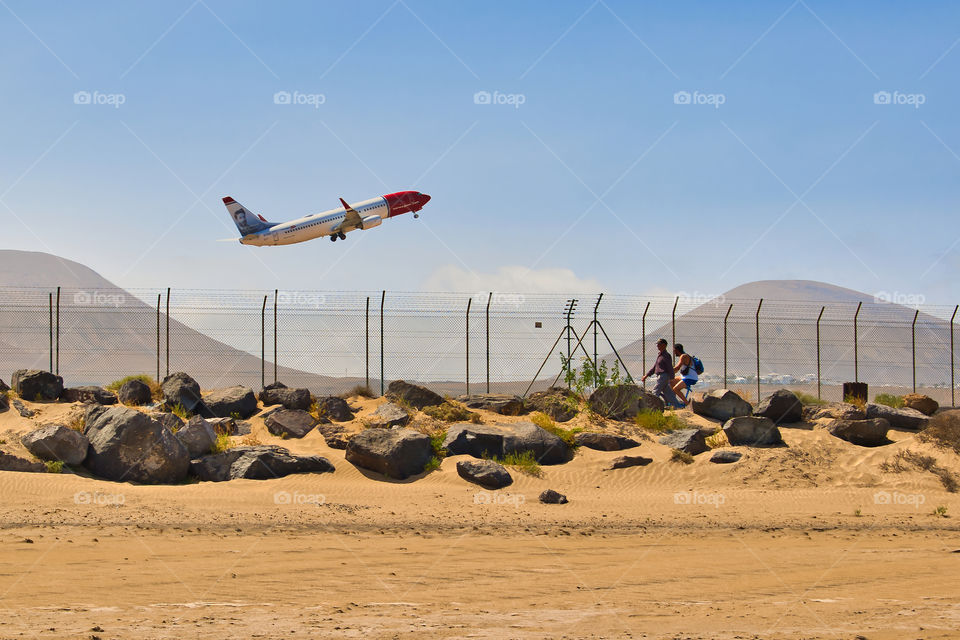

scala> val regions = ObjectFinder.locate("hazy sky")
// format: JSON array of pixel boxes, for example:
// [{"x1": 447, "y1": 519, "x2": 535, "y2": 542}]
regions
[{"x1": 2, "y1": 1, "x2": 959, "y2": 303}]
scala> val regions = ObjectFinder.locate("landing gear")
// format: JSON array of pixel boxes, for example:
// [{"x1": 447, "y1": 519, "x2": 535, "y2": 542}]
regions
[
  {"x1": 338, "y1": 232, "x2": 346, "y2": 240},
  {"x1": 330, "y1": 235, "x2": 337, "y2": 242},
  {"x1": 413, "y1": 213, "x2": 419, "y2": 219}
]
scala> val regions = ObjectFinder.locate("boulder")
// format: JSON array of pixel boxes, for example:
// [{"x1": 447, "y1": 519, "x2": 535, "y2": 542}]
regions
[
  {"x1": 11, "y1": 369, "x2": 63, "y2": 401},
  {"x1": 61, "y1": 386, "x2": 117, "y2": 405},
  {"x1": 827, "y1": 418, "x2": 891, "y2": 447},
  {"x1": 190, "y1": 445, "x2": 334, "y2": 482},
  {"x1": 345, "y1": 428, "x2": 433, "y2": 479},
  {"x1": 161, "y1": 372, "x2": 211, "y2": 416},
  {"x1": 589, "y1": 384, "x2": 664, "y2": 420},
  {"x1": 709, "y1": 450, "x2": 742, "y2": 464},
  {"x1": 317, "y1": 424, "x2": 350, "y2": 450},
  {"x1": 20, "y1": 425, "x2": 89, "y2": 465},
  {"x1": 809, "y1": 403, "x2": 866, "y2": 421},
  {"x1": 902, "y1": 393, "x2": 939, "y2": 417},
  {"x1": 264, "y1": 409, "x2": 318, "y2": 439},
  {"x1": 605, "y1": 455, "x2": 653, "y2": 470},
  {"x1": 0, "y1": 393, "x2": 7, "y2": 412},
  {"x1": 258, "y1": 385, "x2": 312, "y2": 411},
  {"x1": 658, "y1": 429, "x2": 708, "y2": 455},
  {"x1": 118, "y1": 379, "x2": 153, "y2": 406},
  {"x1": 754, "y1": 389, "x2": 802, "y2": 424},
  {"x1": 203, "y1": 386, "x2": 257, "y2": 419},
  {"x1": 539, "y1": 489, "x2": 568, "y2": 504},
  {"x1": 442, "y1": 422, "x2": 570, "y2": 465},
  {"x1": 865, "y1": 403, "x2": 929, "y2": 430},
  {"x1": 691, "y1": 389, "x2": 753, "y2": 421},
  {"x1": 12, "y1": 398, "x2": 35, "y2": 417},
  {"x1": 152, "y1": 412, "x2": 185, "y2": 433},
  {"x1": 314, "y1": 396, "x2": 354, "y2": 422},
  {"x1": 386, "y1": 380, "x2": 443, "y2": 410},
  {"x1": 175, "y1": 416, "x2": 217, "y2": 458},
  {"x1": 573, "y1": 432, "x2": 640, "y2": 451},
  {"x1": 368, "y1": 402, "x2": 410, "y2": 428},
  {"x1": 722, "y1": 416, "x2": 782, "y2": 446},
  {"x1": 525, "y1": 387, "x2": 578, "y2": 422},
  {"x1": 457, "y1": 394, "x2": 526, "y2": 416},
  {"x1": 83, "y1": 405, "x2": 189, "y2": 484},
  {"x1": 0, "y1": 378, "x2": 8, "y2": 392},
  {"x1": 0, "y1": 451, "x2": 46, "y2": 473},
  {"x1": 456, "y1": 459, "x2": 513, "y2": 489}
]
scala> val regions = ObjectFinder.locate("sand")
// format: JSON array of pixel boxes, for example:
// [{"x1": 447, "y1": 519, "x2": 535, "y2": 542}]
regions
[{"x1": 1, "y1": 396, "x2": 959, "y2": 639}]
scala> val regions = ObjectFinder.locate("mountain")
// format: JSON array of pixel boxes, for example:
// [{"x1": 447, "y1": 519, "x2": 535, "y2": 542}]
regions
[{"x1": 610, "y1": 280, "x2": 955, "y2": 388}]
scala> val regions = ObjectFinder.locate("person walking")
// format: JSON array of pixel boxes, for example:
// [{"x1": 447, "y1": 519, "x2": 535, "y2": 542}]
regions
[
  {"x1": 641, "y1": 338, "x2": 681, "y2": 408},
  {"x1": 670, "y1": 343, "x2": 698, "y2": 406}
]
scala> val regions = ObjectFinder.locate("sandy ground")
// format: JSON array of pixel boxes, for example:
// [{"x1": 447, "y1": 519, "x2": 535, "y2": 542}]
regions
[{"x1": 1, "y1": 396, "x2": 959, "y2": 639}]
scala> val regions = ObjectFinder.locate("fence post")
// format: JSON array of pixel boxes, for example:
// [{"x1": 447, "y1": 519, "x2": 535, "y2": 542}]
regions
[
  {"x1": 853, "y1": 301, "x2": 862, "y2": 383},
  {"x1": 48, "y1": 292, "x2": 53, "y2": 373},
  {"x1": 641, "y1": 301, "x2": 650, "y2": 388},
  {"x1": 816, "y1": 306, "x2": 825, "y2": 400},
  {"x1": 165, "y1": 287, "x2": 170, "y2": 377},
  {"x1": 466, "y1": 297, "x2": 472, "y2": 396},
  {"x1": 723, "y1": 304, "x2": 733, "y2": 388},
  {"x1": 593, "y1": 294, "x2": 603, "y2": 378},
  {"x1": 261, "y1": 295, "x2": 267, "y2": 389},
  {"x1": 912, "y1": 308, "x2": 919, "y2": 393},
  {"x1": 55, "y1": 287, "x2": 60, "y2": 375},
  {"x1": 273, "y1": 290, "x2": 278, "y2": 384},
  {"x1": 365, "y1": 296, "x2": 370, "y2": 390},
  {"x1": 671, "y1": 296, "x2": 678, "y2": 347},
  {"x1": 380, "y1": 290, "x2": 385, "y2": 396},
  {"x1": 485, "y1": 292, "x2": 492, "y2": 394},
  {"x1": 755, "y1": 299, "x2": 763, "y2": 401},
  {"x1": 156, "y1": 293, "x2": 161, "y2": 383},
  {"x1": 951, "y1": 305, "x2": 958, "y2": 407}
]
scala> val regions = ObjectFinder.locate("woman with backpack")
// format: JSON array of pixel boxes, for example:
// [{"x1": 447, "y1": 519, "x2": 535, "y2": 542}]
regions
[{"x1": 670, "y1": 343, "x2": 701, "y2": 407}]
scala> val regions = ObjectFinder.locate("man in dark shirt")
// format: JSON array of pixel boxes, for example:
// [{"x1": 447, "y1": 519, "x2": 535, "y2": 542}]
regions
[{"x1": 641, "y1": 338, "x2": 681, "y2": 408}]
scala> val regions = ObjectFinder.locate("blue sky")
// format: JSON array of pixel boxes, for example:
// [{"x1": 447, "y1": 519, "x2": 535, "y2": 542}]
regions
[{"x1": 1, "y1": 0, "x2": 959, "y2": 302}]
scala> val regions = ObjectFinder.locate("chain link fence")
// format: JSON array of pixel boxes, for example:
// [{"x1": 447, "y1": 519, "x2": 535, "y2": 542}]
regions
[{"x1": 1, "y1": 287, "x2": 957, "y2": 405}]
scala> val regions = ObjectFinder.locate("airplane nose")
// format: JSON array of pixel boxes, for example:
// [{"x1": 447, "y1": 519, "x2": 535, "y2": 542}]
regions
[{"x1": 420, "y1": 193, "x2": 431, "y2": 205}]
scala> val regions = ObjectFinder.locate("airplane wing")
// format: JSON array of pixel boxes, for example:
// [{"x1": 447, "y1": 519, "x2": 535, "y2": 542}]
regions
[{"x1": 336, "y1": 197, "x2": 363, "y2": 232}]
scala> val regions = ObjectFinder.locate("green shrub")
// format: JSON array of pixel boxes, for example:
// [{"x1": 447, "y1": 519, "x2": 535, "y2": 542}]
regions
[
  {"x1": 210, "y1": 432, "x2": 233, "y2": 454},
  {"x1": 423, "y1": 456, "x2": 442, "y2": 473},
  {"x1": 170, "y1": 403, "x2": 192, "y2": 420},
  {"x1": 874, "y1": 393, "x2": 904, "y2": 409},
  {"x1": 670, "y1": 449, "x2": 694, "y2": 464},
  {"x1": 496, "y1": 451, "x2": 543, "y2": 478},
  {"x1": 633, "y1": 409, "x2": 685, "y2": 433},
  {"x1": 423, "y1": 400, "x2": 476, "y2": 423},
  {"x1": 44, "y1": 460, "x2": 63, "y2": 473},
  {"x1": 106, "y1": 374, "x2": 162, "y2": 399},
  {"x1": 530, "y1": 411, "x2": 580, "y2": 448},
  {"x1": 794, "y1": 391, "x2": 826, "y2": 406}
]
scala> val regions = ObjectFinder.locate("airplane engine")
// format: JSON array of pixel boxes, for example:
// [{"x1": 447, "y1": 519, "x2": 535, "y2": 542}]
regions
[{"x1": 360, "y1": 215, "x2": 382, "y2": 230}]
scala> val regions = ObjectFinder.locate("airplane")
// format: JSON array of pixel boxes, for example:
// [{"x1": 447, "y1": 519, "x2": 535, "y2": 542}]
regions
[{"x1": 221, "y1": 190, "x2": 431, "y2": 246}]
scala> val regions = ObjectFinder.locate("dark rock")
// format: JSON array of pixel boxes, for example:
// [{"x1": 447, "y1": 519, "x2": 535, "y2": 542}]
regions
[
  {"x1": 442, "y1": 422, "x2": 570, "y2": 465},
  {"x1": 0, "y1": 393, "x2": 7, "y2": 412},
  {"x1": 754, "y1": 389, "x2": 802, "y2": 424},
  {"x1": 318, "y1": 425, "x2": 351, "y2": 450},
  {"x1": 0, "y1": 451, "x2": 46, "y2": 473},
  {"x1": 11, "y1": 369, "x2": 63, "y2": 401},
  {"x1": 809, "y1": 403, "x2": 866, "y2": 421},
  {"x1": 264, "y1": 409, "x2": 318, "y2": 439},
  {"x1": 722, "y1": 416, "x2": 782, "y2": 446},
  {"x1": 190, "y1": 445, "x2": 334, "y2": 482},
  {"x1": 605, "y1": 455, "x2": 653, "y2": 470},
  {"x1": 12, "y1": 398, "x2": 34, "y2": 418},
  {"x1": 709, "y1": 450, "x2": 742, "y2": 464},
  {"x1": 368, "y1": 402, "x2": 410, "y2": 428},
  {"x1": 118, "y1": 379, "x2": 153, "y2": 406},
  {"x1": 0, "y1": 378, "x2": 8, "y2": 392},
  {"x1": 83, "y1": 405, "x2": 189, "y2": 484},
  {"x1": 20, "y1": 425, "x2": 89, "y2": 465},
  {"x1": 526, "y1": 386, "x2": 579, "y2": 422},
  {"x1": 258, "y1": 386, "x2": 312, "y2": 411},
  {"x1": 61, "y1": 386, "x2": 117, "y2": 405},
  {"x1": 691, "y1": 389, "x2": 753, "y2": 421},
  {"x1": 902, "y1": 394, "x2": 939, "y2": 417},
  {"x1": 457, "y1": 394, "x2": 526, "y2": 416},
  {"x1": 573, "y1": 432, "x2": 640, "y2": 451},
  {"x1": 152, "y1": 412, "x2": 185, "y2": 433},
  {"x1": 658, "y1": 428, "x2": 708, "y2": 455},
  {"x1": 539, "y1": 489, "x2": 568, "y2": 504},
  {"x1": 345, "y1": 428, "x2": 433, "y2": 479},
  {"x1": 865, "y1": 403, "x2": 929, "y2": 430},
  {"x1": 176, "y1": 416, "x2": 217, "y2": 458},
  {"x1": 456, "y1": 459, "x2": 513, "y2": 489},
  {"x1": 589, "y1": 384, "x2": 664, "y2": 420},
  {"x1": 828, "y1": 418, "x2": 891, "y2": 447},
  {"x1": 161, "y1": 372, "x2": 211, "y2": 417},
  {"x1": 203, "y1": 386, "x2": 257, "y2": 419},
  {"x1": 386, "y1": 380, "x2": 443, "y2": 410},
  {"x1": 314, "y1": 396, "x2": 354, "y2": 422}
]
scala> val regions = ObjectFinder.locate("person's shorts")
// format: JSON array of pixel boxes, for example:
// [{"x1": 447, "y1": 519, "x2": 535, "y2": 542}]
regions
[{"x1": 682, "y1": 377, "x2": 697, "y2": 390}]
